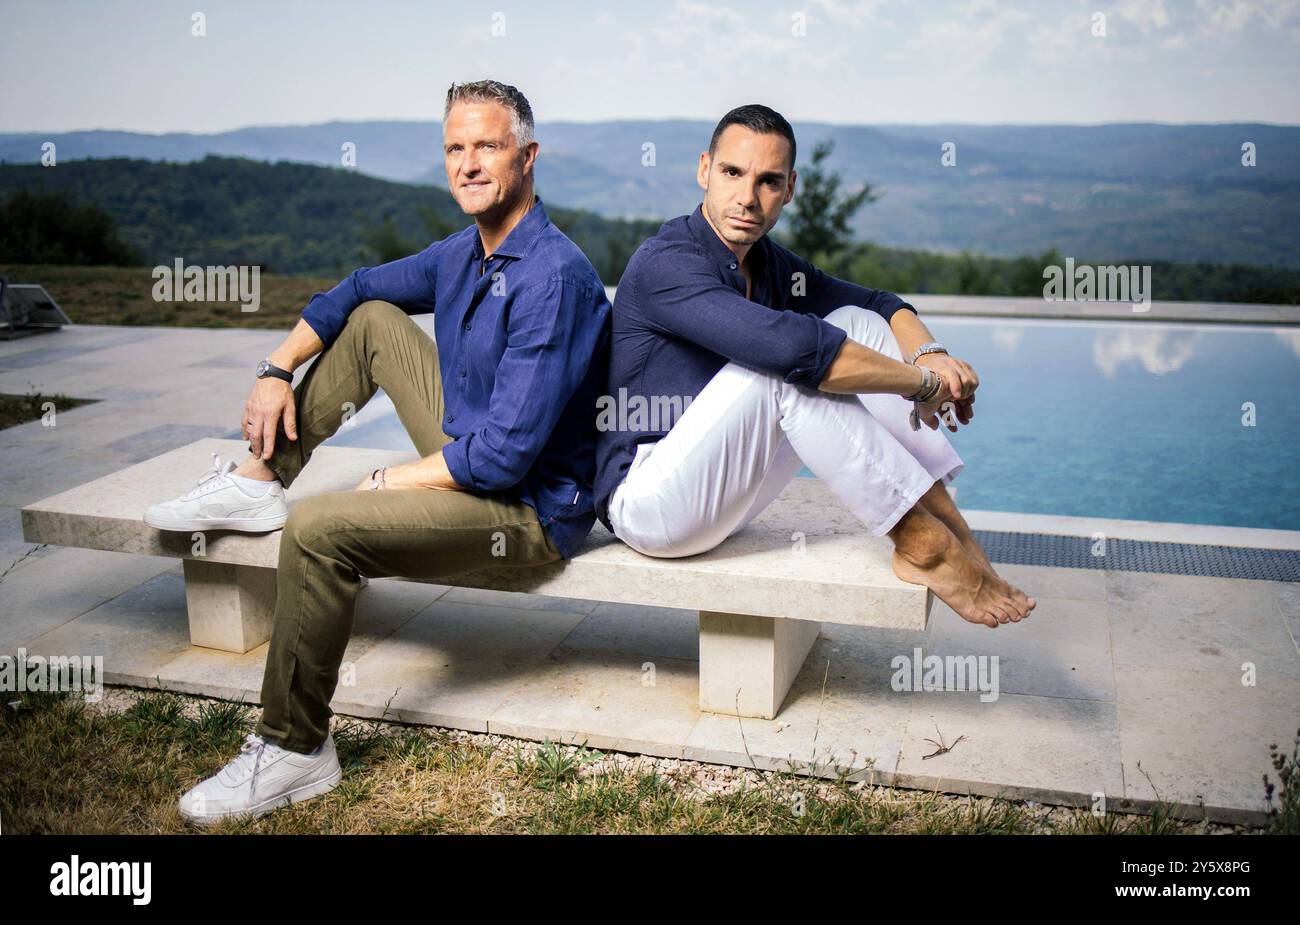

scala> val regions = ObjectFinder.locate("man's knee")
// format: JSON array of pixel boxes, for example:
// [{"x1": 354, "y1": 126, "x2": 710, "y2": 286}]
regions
[
  {"x1": 346, "y1": 300, "x2": 404, "y2": 333},
  {"x1": 823, "y1": 304, "x2": 887, "y2": 335},
  {"x1": 281, "y1": 495, "x2": 335, "y2": 554},
  {"x1": 822, "y1": 304, "x2": 895, "y2": 352}
]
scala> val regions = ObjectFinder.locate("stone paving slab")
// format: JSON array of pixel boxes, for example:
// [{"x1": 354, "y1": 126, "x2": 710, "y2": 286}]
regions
[
  {"x1": 2, "y1": 320, "x2": 1298, "y2": 826},
  {"x1": 900, "y1": 294, "x2": 1300, "y2": 325},
  {"x1": 7, "y1": 553, "x2": 1292, "y2": 823},
  {"x1": 893, "y1": 690, "x2": 1126, "y2": 812}
]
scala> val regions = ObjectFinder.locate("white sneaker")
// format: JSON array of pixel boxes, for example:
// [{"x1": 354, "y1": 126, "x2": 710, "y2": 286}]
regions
[
  {"x1": 177, "y1": 732, "x2": 342, "y2": 826},
  {"x1": 145, "y1": 452, "x2": 289, "y2": 532}
]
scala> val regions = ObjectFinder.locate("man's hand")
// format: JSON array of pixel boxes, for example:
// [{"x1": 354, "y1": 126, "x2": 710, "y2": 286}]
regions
[
  {"x1": 353, "y1": 453, "x2": 462, "y2": 491},
  {"x1": 244, "y1": 378, "x2": 297, "y2": 460},
  {"x1": 915, "y1": 391, "x2": 975, "y2": 432},
  {"x1": 915, "y1": 353, "x2": 977, "y2": 432},
  {"x1": 913, "y1": 372, "x2": 954, "y2": 431},
  {"x1": 916, "y1": 353, "x2": 979, "y2": 400}
]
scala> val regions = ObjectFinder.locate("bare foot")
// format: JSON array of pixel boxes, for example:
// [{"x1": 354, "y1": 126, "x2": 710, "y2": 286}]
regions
[
  {"x1": 917, "y1": 484, "x2": 1035, "y2": 619},
  {"x1": 953, "y1": 535, "x2": 1036, "y2": 619},
  {"x1": 889, "y1": 508, "x2": 1028, "y2": 628}
]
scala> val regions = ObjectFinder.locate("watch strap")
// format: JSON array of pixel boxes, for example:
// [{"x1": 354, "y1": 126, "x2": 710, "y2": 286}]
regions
[{"x1": 257, "y1": 359, "x2": 293, "y2": 383}]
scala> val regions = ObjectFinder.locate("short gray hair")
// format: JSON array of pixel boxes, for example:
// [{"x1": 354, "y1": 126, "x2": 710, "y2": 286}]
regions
[{"x1": 444, "y1": 80, "x2": 535, "y2": 147}]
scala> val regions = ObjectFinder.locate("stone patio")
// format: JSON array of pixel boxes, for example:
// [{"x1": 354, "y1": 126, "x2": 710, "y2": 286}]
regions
[{"x1": 2, "y1": 317, "x2": 1298, "y2": 826}]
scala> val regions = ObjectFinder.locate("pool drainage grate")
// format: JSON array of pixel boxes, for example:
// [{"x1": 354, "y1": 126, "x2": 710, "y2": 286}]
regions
[{"x1": 973, "y1": 531, "x2": 1300, "y2": 582}]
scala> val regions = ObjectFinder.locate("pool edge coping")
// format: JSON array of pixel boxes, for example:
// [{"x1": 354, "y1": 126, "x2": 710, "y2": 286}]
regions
[{"x1": 963, "y1": 508, "x2": 1300, "y2": 551}]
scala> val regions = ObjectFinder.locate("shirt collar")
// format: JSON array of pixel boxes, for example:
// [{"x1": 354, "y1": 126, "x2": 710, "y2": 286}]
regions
[
  {"x1": 686, "y1": 203, "x2": 770, "y2": 276},
  {"x1": 472, "y1": 195, "x2": 550, "y2": 262}
]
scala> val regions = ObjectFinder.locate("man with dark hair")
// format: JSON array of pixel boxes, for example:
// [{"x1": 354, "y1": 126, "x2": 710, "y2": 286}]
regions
[
  {"x1": 594, "y1": 104, "x2": 1034, "y2": 628},
  {"x1": 708, "y1": 103, "x2": 797, "y2": 167},
  {"x1": 147, "y1": 80, "x2": 611, "y2": 824}
]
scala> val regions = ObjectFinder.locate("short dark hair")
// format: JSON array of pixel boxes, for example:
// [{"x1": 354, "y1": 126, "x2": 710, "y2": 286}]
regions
[{"x1": 708, "y1": 104, "x2": 796, "y2": 170}]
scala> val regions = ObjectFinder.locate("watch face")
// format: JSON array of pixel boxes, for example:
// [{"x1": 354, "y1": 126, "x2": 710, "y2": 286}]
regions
[{"x1": 256, "y1": 360, "x2": 269, "y2": 377}]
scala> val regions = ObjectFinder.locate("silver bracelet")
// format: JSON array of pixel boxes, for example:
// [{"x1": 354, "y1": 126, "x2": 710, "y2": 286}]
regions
[
  {"x1": 922, "y1": 371, "x2": 945, "y2": 403},
  {"x1": 909, "y1": 367, "x2": 944, "y2": 404},
  {"x1": 906, "y1": 366, "x2": 936, "y2": 402},
  {"x1": 908, "y1": 371, "x2": 944, "y2": 431},
  {"x1": 906, "y1": 366, "x2": 928, "y2": 401},
  {"x1": 911, "y1": 342, "x2": 949, "y2": 364}
]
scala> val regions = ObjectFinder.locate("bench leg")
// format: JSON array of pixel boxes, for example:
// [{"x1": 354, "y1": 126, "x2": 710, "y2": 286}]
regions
[
  {"x1": 698, "y1": 610, "x2": 821, "y2": 719},
  {"x1": 182, "y1": 559, "x2": 278, "y2": 653},
  {"x1": 181, "y1": 561, "x2": 369, "y2": 653}
]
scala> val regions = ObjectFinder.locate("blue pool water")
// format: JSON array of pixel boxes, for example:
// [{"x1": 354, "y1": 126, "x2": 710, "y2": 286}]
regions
[
  {"x1": 904, "y1": 318, "x2": 1300, "y2": 531},
  {"x1": 328, "y1": 318, "x2": 1300, "y2": 532}
]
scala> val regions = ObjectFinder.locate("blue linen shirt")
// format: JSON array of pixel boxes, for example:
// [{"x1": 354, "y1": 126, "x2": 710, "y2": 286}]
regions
[
  {"x1": 300, "y1": 198, "x2": 611, "y2": 559},
  {"x1": 593, "y1": 204, "x2": 916, "y2": 531}
]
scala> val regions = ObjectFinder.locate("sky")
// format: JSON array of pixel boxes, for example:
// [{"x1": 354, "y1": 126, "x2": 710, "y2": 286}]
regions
[{"x1": 2, "y1": 0, "x2": 1298, "y2": 133}]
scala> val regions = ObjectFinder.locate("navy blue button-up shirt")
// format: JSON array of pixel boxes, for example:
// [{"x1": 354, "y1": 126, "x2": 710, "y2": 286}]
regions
[
  {"x1": 300, "y1": 198, "x2": 611, "y2": 559},
  {"x1": 593, "y1": 204, "x2": 916, "y2": 531}
]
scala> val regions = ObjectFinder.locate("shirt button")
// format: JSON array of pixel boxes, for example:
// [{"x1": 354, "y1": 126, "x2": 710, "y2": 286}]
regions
[
  {"x1": 463, "y1": 321, "x2": 471, "y2": 331},
  {"x1": 446, "y1": 414, "x2": 454, "y2": 423},
  {"x1": 459, "y1": 369, "x2": 466, "y2": 378},
  {"x1": 729, "y1": 262, "x2": 737, "y2": 270}
]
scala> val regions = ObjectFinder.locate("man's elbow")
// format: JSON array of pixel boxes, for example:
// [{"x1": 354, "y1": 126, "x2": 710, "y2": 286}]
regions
[{"x1": 466, "y1": 449, "x2": 536, "y2": 492}]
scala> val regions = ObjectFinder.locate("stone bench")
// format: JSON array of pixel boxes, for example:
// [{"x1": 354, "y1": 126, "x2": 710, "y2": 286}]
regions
[{"x1": 21, "y1": 437, "x2": 933, "y2": 719}]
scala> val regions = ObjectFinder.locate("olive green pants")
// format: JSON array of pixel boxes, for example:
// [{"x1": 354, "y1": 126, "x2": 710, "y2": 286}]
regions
[{"x1": 254, "y1": 300, "x2": 561, "y2": 754}]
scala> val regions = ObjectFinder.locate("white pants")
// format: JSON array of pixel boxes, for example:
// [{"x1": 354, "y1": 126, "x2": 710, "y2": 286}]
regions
[{"x1": 608, "y1": 305, "x2": 965, "y2": 558}]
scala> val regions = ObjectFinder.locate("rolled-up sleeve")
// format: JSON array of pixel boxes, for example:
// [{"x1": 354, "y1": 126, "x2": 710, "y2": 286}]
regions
[
  {"x1": 443, "y1": 275, "x2": 608, "y2": 492},
  {"x1": 300, "y1": 240, "x2": 443, "y2": 349},
  {"x1": 636, "y1": 248, "x2": 847, "y2": 388}
]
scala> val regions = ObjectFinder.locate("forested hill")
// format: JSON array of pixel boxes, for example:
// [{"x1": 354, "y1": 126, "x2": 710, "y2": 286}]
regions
[
  {"x1": 0, "y1": 156, "x2": 658, "y2": 280},
  {"x1": 5, "y1": 120, "x2": 1297, "y2": 269}
]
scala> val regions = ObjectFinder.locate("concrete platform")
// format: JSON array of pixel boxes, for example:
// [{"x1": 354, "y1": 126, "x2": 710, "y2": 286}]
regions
[{"x1": 3, "y1": 320, "x2": 1299, "y2": 826}]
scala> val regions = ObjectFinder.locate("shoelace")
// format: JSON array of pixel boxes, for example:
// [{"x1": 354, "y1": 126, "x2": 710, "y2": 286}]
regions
[
  {"x1": 179, "y1": 452, "x2": 234, "y2": 501},
  {"x1": 224, "y1": 732, "x2": 277, "y2": 799}
]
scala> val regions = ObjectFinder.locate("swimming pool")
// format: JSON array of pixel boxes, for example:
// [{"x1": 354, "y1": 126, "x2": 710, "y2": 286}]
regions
[{"x1": 325, "y1": 317, "x2": 1300, "y2": 532}]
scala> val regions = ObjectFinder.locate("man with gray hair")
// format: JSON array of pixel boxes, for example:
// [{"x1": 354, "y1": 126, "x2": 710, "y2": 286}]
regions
[{"x1": 146, "y1": 80, "x2": 612, "y2": 824}]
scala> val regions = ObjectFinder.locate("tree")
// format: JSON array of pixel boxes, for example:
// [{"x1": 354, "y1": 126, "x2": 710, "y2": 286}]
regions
[
  {"x1": 359, "y1": 213, "x2": 419, "y2": 264},
  {"x1": 784, "y1": 138, "x2": 878, "y2": 264},
  {"x1": 0, "y1": 188, "x2": 140, "y2": 266}
]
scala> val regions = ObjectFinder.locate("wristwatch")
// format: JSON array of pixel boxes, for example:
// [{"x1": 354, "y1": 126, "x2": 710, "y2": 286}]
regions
[
  {"x1": 256, "y1": 358, "x2": 293, "y2": 383},
  {"x1": 910, "y1": 342, "x2": 949, "y2": 364}
]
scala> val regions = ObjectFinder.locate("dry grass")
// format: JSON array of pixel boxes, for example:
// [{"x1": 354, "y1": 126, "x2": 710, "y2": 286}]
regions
[
  {"x1": 0, "y1": 687, "x2": 1255, "y2": 835},
  {"x1": 1, "y1": 263, "x2": 335, "y2": 329}
]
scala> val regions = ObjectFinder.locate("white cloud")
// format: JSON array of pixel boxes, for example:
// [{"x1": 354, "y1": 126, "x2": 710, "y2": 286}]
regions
[
  {"x1": 1116, "y1": 0, "x2": 1172, "y2": 31},
  {"x1": 991, "y1": 324, "x2": 1025, "y2": 353},
  {"x1": 903, "y1": 1, "x2": 1034, "y2": 70},
  {"x1": 1272, "y1": 329, "x2": 1300, "y2": 358},
  {"x1": 809, "y1": 0, "x2": 891, "y2": 27},
  {"x1": 1092, "y1": 328, "x2": 1202, "y2": 379}
]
